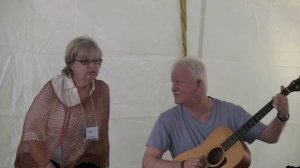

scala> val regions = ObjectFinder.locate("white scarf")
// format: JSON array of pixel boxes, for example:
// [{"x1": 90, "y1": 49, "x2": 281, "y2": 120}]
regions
[{"x1": 51, "y1": 74, "x2": 95, "y2": 107}]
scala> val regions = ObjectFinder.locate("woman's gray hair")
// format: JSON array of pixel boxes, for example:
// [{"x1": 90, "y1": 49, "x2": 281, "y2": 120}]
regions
[
  {"x1": 172, "y1": 57, "x2": 207, "y2": 91},
  {"x1": 62, "y1": 36, "x2": 102, "y2": 77}
]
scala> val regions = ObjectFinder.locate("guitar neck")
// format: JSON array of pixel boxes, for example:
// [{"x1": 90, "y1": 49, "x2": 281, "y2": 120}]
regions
[{"x1": 221, "y1": 87, "x2": 292, "y2": 151}]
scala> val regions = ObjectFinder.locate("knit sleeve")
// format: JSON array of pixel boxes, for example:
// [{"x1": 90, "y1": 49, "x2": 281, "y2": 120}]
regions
[{"x1": 22, "y1": 81, "x2": 57, "y2": 141}]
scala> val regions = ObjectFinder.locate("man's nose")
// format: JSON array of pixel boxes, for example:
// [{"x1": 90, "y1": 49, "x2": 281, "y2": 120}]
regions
[{"x1": 172, "y1": 84, "x2": 178, "y2": 92}]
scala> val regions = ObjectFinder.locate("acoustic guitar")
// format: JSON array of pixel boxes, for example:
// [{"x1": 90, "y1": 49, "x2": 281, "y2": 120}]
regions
[{"x1": 174, "y1": 76, "x2": 300, "y2": 168}]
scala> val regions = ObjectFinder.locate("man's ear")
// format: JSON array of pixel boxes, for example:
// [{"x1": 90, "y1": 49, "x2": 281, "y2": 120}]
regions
[{"x1": 196, "y1": 80, "x2": 205, "y2": 91}]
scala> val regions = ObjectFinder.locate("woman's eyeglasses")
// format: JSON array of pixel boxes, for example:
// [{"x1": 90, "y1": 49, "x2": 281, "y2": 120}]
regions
[{"x1": 74, "y1": 58, "x2": 102, "y2": 65}]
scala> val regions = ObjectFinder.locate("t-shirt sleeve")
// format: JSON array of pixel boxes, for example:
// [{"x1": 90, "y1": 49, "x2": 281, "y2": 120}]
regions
[
  {"x1": 145, "y1": 114, "x2": 171, "y2": 153},
  {"x1": 236, "y1": 107, "x2": 267, "y2": 144}
]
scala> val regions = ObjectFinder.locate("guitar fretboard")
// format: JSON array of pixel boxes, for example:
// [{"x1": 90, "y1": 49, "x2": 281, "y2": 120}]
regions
[{"x1": 221, "y1": 88, "x2": 291, "y2": 151}]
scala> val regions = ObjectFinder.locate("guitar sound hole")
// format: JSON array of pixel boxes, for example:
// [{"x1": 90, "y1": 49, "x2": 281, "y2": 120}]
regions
[{"x1": 207, "y1": 147, "x2": 224, "y2": 166}]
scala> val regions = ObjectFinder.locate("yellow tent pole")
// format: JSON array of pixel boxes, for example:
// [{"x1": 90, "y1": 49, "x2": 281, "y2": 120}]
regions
[{"x1": 180, "y1": 0, "x2": 187, "y2": 57}]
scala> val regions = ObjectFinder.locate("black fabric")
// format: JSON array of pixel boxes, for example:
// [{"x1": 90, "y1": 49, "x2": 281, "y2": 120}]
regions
[
  {"x1": 75, "y1": 162, "x2": 101, "y2": 168},
  {"x1": 50, "y1": 160, "x2": 101, "y2": 168},
  {"x1": 50, "y1": 160, "x2": 60, "y2": 168}
]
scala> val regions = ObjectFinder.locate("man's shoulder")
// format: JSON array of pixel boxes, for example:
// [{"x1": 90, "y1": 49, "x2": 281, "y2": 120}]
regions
[
  {"x1": 214, "y1": 98, "x2": 242, "y2": 109},
  {"x1": 213, "y1": 98, "x2": 245, "y2": 116},
  {"x1": 159, "y1": 105, "x2": 182, "y2": 119}
]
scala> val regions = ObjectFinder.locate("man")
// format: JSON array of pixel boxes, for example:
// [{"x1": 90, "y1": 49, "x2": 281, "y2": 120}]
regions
[{"x1": 142, "y1": 57, "x2": 289, "y2": 168}]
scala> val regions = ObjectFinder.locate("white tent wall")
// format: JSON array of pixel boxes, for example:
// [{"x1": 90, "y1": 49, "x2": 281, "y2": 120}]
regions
[{"x1": 0, "y1": 0, "x2": 299, "y2": 168}]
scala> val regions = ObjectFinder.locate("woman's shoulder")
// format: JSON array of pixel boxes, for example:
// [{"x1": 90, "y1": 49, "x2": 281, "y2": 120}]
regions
[
  {"x1": 41, "y1": 79, "x2": 55, "y2": 92},
  {"x1": 95, "y1": 79, "x2": 109, "y2": 90},
  {"x1": 94, "y1": 80, "x2": 110, "y2": 99}
]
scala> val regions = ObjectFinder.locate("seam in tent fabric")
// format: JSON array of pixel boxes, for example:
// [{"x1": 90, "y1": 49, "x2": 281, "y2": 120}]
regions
[
  {"x1": 198, "y1": 0, "x2": 206, "y2": 59},
  {"x1": 180, "y1": 0, "x2": 187, "y2": 57}
]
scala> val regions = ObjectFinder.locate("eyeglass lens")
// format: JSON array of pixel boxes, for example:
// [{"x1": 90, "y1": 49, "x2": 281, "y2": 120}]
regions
[{"x1": 74, "y1": 58, "x2": 102, "y2": 65}]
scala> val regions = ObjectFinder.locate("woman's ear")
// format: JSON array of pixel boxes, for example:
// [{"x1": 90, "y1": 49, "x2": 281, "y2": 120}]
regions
[{"x1": 69, "y1": 64, "x2": 74, "y2": 71}]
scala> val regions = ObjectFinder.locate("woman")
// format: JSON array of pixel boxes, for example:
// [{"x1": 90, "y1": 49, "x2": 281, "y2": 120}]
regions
[{"x1": 14, "y1": 36, "x2": 110, "y2": 168}]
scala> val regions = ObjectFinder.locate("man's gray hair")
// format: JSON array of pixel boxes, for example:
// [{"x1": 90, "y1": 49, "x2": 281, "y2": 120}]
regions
[{"x1": 172, "y1": 57, "x2": 207, "y2": 91}]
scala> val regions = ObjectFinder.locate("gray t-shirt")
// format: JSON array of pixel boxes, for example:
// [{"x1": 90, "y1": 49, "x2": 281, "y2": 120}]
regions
[{"x1": 146, "y1": 98, "x2": 266, "y2": 158}]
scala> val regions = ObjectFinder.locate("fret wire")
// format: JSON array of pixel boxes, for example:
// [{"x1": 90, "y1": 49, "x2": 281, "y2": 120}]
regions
[
  {"x1": 220, "y1": 81, "x2": 297, "y2": 152},
  {"x1": 222, "y1": 100, "x2": 273, "y2": 151}
]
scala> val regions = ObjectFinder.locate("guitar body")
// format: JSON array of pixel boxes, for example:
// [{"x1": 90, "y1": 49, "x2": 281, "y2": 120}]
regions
[{"x1": 174, "y1": 127, "x2": 251, "y2": 168}]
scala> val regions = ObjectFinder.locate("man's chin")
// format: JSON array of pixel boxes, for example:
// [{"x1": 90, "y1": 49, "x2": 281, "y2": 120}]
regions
[{"x1": 174, "y1": 99, "x2": 182, "y2": 105}]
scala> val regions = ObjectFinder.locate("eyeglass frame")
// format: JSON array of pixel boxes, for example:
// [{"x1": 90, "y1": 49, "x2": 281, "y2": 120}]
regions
[{"x1": 73, "y1": 58, "x2": 103, "y2": 65}]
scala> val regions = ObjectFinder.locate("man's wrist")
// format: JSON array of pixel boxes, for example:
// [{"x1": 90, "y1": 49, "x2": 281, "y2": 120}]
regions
[{"x1": 277, "y1": 113, "x2": 289, "y2": 122}]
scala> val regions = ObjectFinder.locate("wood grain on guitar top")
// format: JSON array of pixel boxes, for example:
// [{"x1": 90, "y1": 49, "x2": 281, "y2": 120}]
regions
[{"x1": 174, "y1": 127, "x2": 251, "y2": 168}]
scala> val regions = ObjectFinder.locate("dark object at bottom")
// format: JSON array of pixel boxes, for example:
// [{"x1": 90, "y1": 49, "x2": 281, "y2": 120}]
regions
[
  {"x1": 50, "y1": 160, "x2": 101, "y2": 168},
  {"x1": 75, "y1": 162, "x2": 101, "y2": 168}
]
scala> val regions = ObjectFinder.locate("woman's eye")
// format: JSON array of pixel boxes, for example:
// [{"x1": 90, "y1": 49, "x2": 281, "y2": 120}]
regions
[{"x1": 81, "y1": 60, "x2": 90, "y2": 64}]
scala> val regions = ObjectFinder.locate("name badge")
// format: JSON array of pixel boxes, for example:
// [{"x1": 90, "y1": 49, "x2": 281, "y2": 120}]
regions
[{"x1": 83, "y1": 126, "x2": 99, "y2": 142}]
